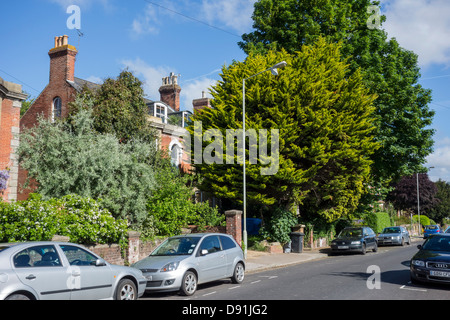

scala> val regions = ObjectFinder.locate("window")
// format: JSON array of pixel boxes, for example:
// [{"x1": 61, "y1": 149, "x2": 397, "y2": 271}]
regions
[
  {"x1": 220, "y1": 235, "x2": 237, "y2": 250},
  {"x1": 52, "y1": 97, "x2": 62, "y2": 122},
  {"x1": 60, "y1": 245, "x2": 98, "y2": 266},
  {"x1": 154, "y1": 103, "x2": 167, "y2": 123},
  {"x1": 170, "y1": 143, "x2": 181, "y2": 166},
  {"x1": 200, "y1": 236, "x2": 222, "y2": 254},
  {"x1": 13, "y1": 245, "x2": 62, "y2": 268}
]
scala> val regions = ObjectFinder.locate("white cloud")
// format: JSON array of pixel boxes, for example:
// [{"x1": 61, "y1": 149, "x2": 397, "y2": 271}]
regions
[
  {"x1": 130, "y1": 4, "x2": 160, "y2": 37},
  {"x1": 201, "y1": 0, "x2": 256, "y2": 34},
  {"x1": 381, "y1": 0, "x2": 450, "y2": 68},
  {"x1": 426, "y1": 140, "x2": 450, "y2": 182},
  {"x1": 181, "y1": 76, "x2": 217, "y2": 112},
  {"x1": 121, "y1": 58, "x2": 173, "y2": 101}
]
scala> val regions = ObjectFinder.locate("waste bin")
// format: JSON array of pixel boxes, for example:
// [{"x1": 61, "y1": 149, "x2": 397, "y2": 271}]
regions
[{"x1": 290, "y1": 232, "x2": 304, "y2": 253}]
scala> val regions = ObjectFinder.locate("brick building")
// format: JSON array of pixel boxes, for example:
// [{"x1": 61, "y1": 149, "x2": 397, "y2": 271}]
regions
[
  {"x1": 0, "y1": 77, "x2": 27, "y2": 202},
  {"x1": 17, "y1": 35, "x2": 209, "y2": 200}
]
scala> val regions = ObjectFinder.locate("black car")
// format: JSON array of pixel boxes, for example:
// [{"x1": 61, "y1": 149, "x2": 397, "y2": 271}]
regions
[
  {"x1": 410, "y1": 234, "x2": 450, "y2": 285},
  {"x1": 330, "y1": 227, "x2": 378, "y2": 255}
]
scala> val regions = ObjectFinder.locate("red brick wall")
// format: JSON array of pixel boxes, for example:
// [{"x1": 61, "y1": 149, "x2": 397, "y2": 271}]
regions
[{"x1": 0, "y1": 98, "x2": 20, "y2": 201}]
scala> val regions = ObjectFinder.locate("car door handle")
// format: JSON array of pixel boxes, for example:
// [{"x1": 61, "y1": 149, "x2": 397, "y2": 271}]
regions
[
  {"x1": 26, "y1": 274, "x2": 36, "y2": 280},
  {"x1": 72, "y1": 271, "x2": 81, "y2": 277}
]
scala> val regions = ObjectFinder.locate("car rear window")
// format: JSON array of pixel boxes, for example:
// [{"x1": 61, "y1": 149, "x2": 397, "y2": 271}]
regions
[{"x1": 220, "y1": 235, "x2": 237, "y2": 250}]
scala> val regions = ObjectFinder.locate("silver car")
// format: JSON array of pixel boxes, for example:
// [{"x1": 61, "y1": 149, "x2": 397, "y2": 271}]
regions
[
  {"x1": 377, "y1": 226, "x2": 411, "y2": 246},
  {"x1": 0, "y1": 241, "x2": 147, "y2": 300},
  {"x1": 132, "y1": 233, "x2": 245, "y2": 296}
]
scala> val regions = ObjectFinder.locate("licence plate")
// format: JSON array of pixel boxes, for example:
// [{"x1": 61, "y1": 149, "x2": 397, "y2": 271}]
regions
[
  {"x1": 338, "y1": 246, "x2": 349, "y2": 249},
  {"x1": 430, "y1": 270, "x2": 450, "y2": 277}
]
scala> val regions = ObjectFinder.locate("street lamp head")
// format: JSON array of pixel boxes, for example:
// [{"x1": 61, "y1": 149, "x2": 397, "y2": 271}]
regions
[{"x1": 270, "y1": 61, "x2": 287, "y2": 76}]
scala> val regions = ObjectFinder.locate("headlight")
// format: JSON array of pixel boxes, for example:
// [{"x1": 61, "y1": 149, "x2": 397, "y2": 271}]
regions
[
  {"x1": 351, "y1": 241, "x2": 361, "y2": 245},
  {"x1": 411, "y1": 260, "x2": 425, "y2": 267},
  {"x1": 161, "y1": 261, "x2": 180, "y2": 272}
]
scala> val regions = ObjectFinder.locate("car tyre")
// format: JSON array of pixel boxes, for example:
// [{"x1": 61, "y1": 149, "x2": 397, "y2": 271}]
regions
[
  {"x1": 361, "y1": 243, "x2": 367, "y2": 255},
  {"x1": 115, "y1": 279, "x2": 137, "y2": 300},
  {"x1": 180, "y1": 271, "x2": 197, "y2": 296},
  {"x1": 5, "y1": 294, "x2": 30, "y2": 300},
  {"x1": 373, "y1": 242, "x2": 378, "y2": 253},
  {"x1": 231, "y1": 262, "x2": 245, "y2": 284}
]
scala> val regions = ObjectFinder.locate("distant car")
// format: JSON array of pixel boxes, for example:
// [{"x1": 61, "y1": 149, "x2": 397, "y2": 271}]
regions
[
  {"x1": 377, "y1": 226, "x2": 411, "y2": 246},
  {"x1": 411, "y1": 234, "x2": 450, "y2": 285},
  {"x1": 0, "y1": 242, "x2": 146, "y2": 300},
  {"x1": 330, "y1": 227, "x2": 378, "y2": 255},
  {"x1": 132, "y1": 233, "x2": 245, "y2": 296},
  {"x1": 424, "y1": 225, "x2": 441, "y2": 239}
]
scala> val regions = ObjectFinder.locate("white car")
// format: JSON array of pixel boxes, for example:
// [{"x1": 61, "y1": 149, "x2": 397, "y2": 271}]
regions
[
  {"x1": 132, "y1": 233, "x2": 245, "y2": 296},
  {"x1": 0, "y1": 241, "x2": 146, "y2": 300}
]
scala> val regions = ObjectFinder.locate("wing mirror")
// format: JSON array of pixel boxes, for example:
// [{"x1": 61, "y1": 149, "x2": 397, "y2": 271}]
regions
[
  {"x1": 201, "y1": 249, "x2": 209, "y2": 256},
  {"x1": 95, "y1": 258, "x2": 107, "y2": 266}
]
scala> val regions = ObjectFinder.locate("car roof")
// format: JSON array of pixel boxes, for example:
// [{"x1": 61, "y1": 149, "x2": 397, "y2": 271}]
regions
[
  {"x1": 0, "y1": 241, "x2": 82, "y2": 250},
  {"x1": 170, "y1": 233, "x2": 231, "y2": 239}
]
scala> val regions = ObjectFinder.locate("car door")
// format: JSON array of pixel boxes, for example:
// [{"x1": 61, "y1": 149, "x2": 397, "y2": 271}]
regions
[
  {"x1": 13, "y1": 244, "x2": 71, "y2": 300},
  {"x1": 364, "y1": 228, "x2": 376, "y2": 249},
  {"x1": 219, "y1": 235, "x2": 239, "y2": 276},
  {"x1": 59, "y1": 244, "x2": 113, "y2": 300},
  {"x1": 197, "y1": 235, "x2": 227, "y2": 283}
]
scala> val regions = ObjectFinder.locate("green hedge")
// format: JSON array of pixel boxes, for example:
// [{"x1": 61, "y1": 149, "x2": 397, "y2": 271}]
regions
[
  {"x1": 0, "y1": 194, "x2": 128, "y2": 245},
  {"x1": 364, "y1": 211, "x2": 391, "y2": 234}
]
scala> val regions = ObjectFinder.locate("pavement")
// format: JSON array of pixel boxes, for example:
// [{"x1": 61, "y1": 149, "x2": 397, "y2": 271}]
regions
[
  {"x1": 244, "y1": 236, "x2": 424, "y2": 274},
  {"x1": 245, "y1": 248, "x2": 329, "y2": 274}
]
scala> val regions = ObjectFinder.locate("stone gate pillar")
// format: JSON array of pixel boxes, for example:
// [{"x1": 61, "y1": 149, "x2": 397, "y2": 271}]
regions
[{"x1": 225, "y1": 210, "x2": 242, "y2": 246}]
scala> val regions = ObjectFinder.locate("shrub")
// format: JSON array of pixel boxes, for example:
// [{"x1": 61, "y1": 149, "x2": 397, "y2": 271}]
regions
[
  {"x1": 0, "y1": 194, "x2": 128, "y2": 245},
  {"x1": 364, "y1": 211, "x2": 391, "y2": 234},
  {"x1": 413, "y1": 214, "x2": 431, "y2": 227},
  {"x1": 260, "y1": 207, "x2": 298, "y2": 245}
]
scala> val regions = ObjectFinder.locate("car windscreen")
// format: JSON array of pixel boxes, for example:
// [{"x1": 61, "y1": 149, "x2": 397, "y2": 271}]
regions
[
  {"x1": 422, "y1": 236, "x2": 450, "y2": 252},
  {"x1": 382, "y1": 227, "x2": 401, "y2": 234},
  {"x1": 151, "y1": 237, "x2": 201, "y2": 256},
  {"x1": 338, "y1": 229, "x2": 362, "y2": 238}
]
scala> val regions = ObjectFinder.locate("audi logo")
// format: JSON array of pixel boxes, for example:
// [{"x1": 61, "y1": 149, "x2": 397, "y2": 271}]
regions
[{"x1": 436, "y1": 263, "x2": 448, "y2": 268}]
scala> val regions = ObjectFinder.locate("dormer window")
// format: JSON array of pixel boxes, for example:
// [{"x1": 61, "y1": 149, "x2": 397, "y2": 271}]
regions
[
  {"x1": 52, "y1": 97, "x2": 62, "y2": 122},
  {"x1": 154, "y1": 103, "x2": 167, "y2": 123}
]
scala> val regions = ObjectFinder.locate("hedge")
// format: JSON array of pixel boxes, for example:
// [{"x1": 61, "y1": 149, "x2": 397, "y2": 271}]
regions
[{"x1": 364, "y1": 211, "x2": 391, "y2": 234}]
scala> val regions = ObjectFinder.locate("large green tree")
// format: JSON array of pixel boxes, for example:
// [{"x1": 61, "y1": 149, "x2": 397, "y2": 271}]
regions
[
  {"x1": 239, "y1": 0, "x2": 435, "y2": 188},
  {"x1": 190, "y1": 38, "x2": 379, "y2": 222}
]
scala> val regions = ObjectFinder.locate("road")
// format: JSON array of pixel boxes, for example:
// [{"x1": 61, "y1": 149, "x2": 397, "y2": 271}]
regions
[{"x1": 141, "y1": 243, "x2": 450, "y2": 301}]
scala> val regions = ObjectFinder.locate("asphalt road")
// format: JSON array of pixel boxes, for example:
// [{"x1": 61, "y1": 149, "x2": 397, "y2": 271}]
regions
[{"x1": 141, "y1": 242, "x2": 450, "y2": 301}]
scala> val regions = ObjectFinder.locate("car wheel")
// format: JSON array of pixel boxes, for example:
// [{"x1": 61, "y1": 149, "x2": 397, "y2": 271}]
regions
[
  {"x1": 373, "y1": 242, "x2": 378, "y2": 252},
  {"x1": 231, "y1": 262, "x2": 245, "y2": 284},
  {"x1": 116, "y1": 279, "x2": 137, "y2": 300},
  {"x1": 361, "y1": 243, "x2": 366, "y2": 255},
  {"x1": 180, "y1": 271, "x2": 197, "y2": 296},
  {"x1": 5, "y1": 294, "x2": 30, "y2": 300},
  {"x1": 401, "y1": 238, "x2": 405, "y2": 246}
]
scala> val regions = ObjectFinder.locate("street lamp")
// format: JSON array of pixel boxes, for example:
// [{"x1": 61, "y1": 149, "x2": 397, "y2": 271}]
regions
[{"x1": 242, "y1": 61, "x2": 287, "y2": 259}]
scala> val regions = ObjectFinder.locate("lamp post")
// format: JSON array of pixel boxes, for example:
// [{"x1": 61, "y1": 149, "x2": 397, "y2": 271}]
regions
[{"x1": 242, "y1": 61, "x2": 287, "y2": 259}]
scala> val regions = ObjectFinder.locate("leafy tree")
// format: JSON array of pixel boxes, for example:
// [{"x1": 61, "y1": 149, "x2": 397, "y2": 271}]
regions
[
  {"x1": 18, "y1": 97, "x2": 157, "y2": 226},
  {"x1": 239, "y1": 0, "x2": 435, "y2": 188},
  {"x1": 429, "y1": 179, "x2": 450, "y2": 224},
  {"x1": 387, "y1": 174, "x2": 438, "y2": 214},
  {"x1": 189, "y1": 38, "x2": 379, "y2": 223},
  {"x1": 69, "y1": 70, "x2": 155, "y2": 143}
]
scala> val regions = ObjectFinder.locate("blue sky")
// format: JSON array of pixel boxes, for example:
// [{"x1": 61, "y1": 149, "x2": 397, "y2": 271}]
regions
[{"x1": 1, "y1": 0, "x2": 450, "y2": 182}]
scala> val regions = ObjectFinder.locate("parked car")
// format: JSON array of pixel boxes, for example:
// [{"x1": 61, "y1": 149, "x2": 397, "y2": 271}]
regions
[
  {"x1": 0, "y1": 242, "x2": 146, "y2": 300},
  {"x1": 330, "y1": 227, "x2": 378, "y2": 255},
  {"x1": 410, "y1": 234, "x2": 450, "y2": 285},
  {"x1": 424, "y1": 225, "x2": 441, "y2": 239},
  {"x1": 132, "y1": 233, "x2": 245, "y2": 296},
  {"x1": 445, "y1": 227, "x2": 450, "y2": 233},
  {"x1": 377, "y1": 226, "x2": 411, "y2": 246}
]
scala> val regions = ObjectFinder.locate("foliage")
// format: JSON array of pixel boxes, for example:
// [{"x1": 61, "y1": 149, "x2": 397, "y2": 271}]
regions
[
  {"x1": 363, "y1": 211, "x2": 391, "y2": 234},
  {"x1": 68, "y1": 70, "x2": 156, "y2": 143},
  {"x1": 0, "y1": 194, "x2": 128, "y2": 245},
  {"x1": 260, "y1": 206, "x2": 298, "y2": 244},
  {"x1": 18, "y1": 104, "x2": 157, "y2": 226},
  {"x1": 0, "y1": 170, "x2": 9, "y2": 193},
  {"x1": 240, "y1": 0, "x2": 435, "y2": 189},
  {"x1": 142, "y1": 161, "x2": 224, "y2": 238},
  {"x1": 387, "y1": 174, "x2": 438, "y2": 214},
  {"x1": 429, "y1": 179, "x2": 450, "y2": 224},
  {"x1": 190, "y1": 38, "x2": 378, "y2": 223},
  {"x1": 412, "y1": 214, "x2": 431, "y2": 228}
]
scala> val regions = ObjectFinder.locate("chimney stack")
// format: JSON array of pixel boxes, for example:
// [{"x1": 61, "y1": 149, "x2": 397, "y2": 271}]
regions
[
  {"x1": 193, "y1": 91, "x2": 211, "y2": 113},
  {"x1": 159, "y1": 73, "x2": 181, "y2": 112},
  {"x1": 48, "y1": 35, "x2": 78, "y2": 84}
]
